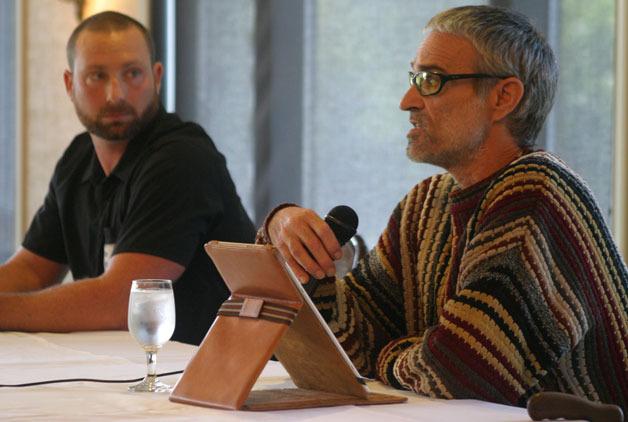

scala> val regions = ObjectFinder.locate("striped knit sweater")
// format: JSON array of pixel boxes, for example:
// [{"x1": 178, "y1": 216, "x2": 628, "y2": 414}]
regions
[{"x1": 312, "y1": 151, "x2": 628, "y2": 409}]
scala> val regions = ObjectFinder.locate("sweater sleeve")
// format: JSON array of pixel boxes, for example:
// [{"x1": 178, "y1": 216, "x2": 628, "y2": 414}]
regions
[
  {"x1": 311, "y1": 174, "x2": 456, "y2": 380},
  {"x1": 254, "y1": 200, "x2": 410, "y2": 378},
  {"x1": 312, "y1": 189, "x2": 419, "y2": 379}
]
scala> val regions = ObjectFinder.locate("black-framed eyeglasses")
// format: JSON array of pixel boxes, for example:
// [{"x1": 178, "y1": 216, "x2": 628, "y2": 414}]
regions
[{"x1": 408, "y1": 70, "x2": 510, "y2": 96}]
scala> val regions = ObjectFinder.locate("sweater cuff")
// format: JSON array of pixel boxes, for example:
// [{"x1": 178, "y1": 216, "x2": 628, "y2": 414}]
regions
[
  {"x1": 255, "y1": 203, "x2": 299, "y2": 245},
  {"x1": 376, "y1": 335, "x2": 420, "y2": 389}
]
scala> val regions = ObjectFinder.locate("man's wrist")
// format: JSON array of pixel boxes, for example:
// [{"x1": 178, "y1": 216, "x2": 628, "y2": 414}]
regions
[{"x1": 255, "y1": 203, "x2": 299, "y2": 245}]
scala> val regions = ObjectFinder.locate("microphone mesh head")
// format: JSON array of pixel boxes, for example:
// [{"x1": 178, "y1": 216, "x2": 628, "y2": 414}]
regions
[{"x1": 325, "y1": 205, "x2": 358, "y2": 245}]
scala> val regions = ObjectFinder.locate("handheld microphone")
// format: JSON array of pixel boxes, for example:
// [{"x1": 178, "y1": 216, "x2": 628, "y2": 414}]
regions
[{"x1": 303, "y1": 205, "x2": 359, "y2": 296}]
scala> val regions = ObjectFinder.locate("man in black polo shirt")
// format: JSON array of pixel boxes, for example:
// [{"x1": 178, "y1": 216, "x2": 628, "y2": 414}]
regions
[{"x1": 0, "y1": 11, "x2": 255, "y2": 345}]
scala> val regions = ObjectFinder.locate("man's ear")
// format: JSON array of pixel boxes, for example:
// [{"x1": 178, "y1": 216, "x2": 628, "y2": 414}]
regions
[
  {"x1": 490, "y1": 77, "x2": 524, "y2": 122},
  {"x1": 63, "y1": 70, "x2": 74, "y2": 98},
  {"x1": 153, "y1": 62, "x2": 164, "y2": 94}
]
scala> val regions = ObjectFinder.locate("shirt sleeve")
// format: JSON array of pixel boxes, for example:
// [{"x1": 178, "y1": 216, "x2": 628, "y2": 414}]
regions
[
  {"x1": 113, "y1": 139, "x2": 224, "y2": 267},
  {"x1": 22, "y1": 178, "x2": 67, "y2": 264}
]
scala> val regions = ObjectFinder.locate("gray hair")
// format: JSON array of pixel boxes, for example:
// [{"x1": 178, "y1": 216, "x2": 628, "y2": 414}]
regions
[{"x1": 426, "y1": 5, "x2": 559, "y2": 148}]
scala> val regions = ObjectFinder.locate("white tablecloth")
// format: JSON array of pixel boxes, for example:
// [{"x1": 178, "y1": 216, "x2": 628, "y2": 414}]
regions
[{"x1": 0, "y1": 331, "x2": 535, "y2": 421}]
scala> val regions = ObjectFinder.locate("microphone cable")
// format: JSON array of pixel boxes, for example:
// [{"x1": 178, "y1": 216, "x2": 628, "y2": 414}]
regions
[{"x1": 0, "y1": 370, "x2": 183, "y2": 387}]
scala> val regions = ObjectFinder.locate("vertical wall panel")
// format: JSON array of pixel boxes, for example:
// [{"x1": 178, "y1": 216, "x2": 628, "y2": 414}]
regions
[
  {"x1": 176, "y1": 0, "x2": 256, "y2": 220},
  {"x1": 613, "y1": 0, "x2": 628, "y2": 255},
  {"x1": 0, "y1": 0, "x2": 16, "y2": 260}
]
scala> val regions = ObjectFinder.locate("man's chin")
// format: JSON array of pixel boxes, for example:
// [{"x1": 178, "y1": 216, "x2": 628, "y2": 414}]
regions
[
  {"x1": 89, "y1": 121, "x2": 143, "y2": 141},
  {"x1": 407, "y1": 148, "x2": 449, "y2": 168},
  {"x1": 406, "y1": 144, "x2": 428, "y2": 163},
  {"x1": 91, "y1": 128, "x2": 132, "y2": 141},
  {"x1": 77, "y1": 95, "x2": 160, "y2": 142},
  {"x1": 407, "y1": 154, "x2": 430, "y2": 165},
  {"x1": 100, "y1": 135, "x2": 131, "y2": 142}
]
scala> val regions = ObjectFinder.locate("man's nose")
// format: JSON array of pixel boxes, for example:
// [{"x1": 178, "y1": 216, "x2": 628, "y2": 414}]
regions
[
  {"x1": 106, "y1": 77, "x2": 126, "y2": 102},
  {"x1": 399, "y1": 86, "x2": 425, "y2": 111}
]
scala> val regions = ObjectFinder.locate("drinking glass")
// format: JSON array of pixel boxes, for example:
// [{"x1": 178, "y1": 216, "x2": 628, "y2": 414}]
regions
[{"x1": 127, "y1": 279, "x2": 176, "y2": 392}]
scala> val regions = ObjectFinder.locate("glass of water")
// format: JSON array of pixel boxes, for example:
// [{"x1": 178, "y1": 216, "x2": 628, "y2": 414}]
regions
[{"x1": 127, "y1": 279, "x2": 176, "y2": 392}]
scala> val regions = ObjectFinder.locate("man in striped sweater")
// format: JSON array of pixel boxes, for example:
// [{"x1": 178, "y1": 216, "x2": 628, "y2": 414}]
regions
[{"x1": 259, "y1": 6, "x2": 627, "y2": 410}]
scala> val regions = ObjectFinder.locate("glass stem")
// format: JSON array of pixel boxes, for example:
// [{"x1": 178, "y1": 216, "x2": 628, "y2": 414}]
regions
[{"x1": 145, "y1": 349, "x2": 158, "y2": 380}]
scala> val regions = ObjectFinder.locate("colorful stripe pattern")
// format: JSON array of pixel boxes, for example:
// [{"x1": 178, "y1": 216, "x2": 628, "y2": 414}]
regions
[{"x1": 313, "y1": 151, "x2": 628, "y2": 409}]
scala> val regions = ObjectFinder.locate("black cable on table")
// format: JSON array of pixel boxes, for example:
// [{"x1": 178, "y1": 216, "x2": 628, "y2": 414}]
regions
[{"x1": 0, "y1": 370, "x2": 184, "y2": 387}]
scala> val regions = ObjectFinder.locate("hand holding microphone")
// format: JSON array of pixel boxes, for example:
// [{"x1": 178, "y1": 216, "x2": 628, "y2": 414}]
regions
[{"x1": 267, "y1": 205, "x2": 358, "y2": 286}]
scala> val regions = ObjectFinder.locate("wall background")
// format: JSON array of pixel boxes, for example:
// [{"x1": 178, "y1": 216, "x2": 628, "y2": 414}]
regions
[
  {"x1": 11, "y1": 0, "x2": 627, "y2": 256},
  {"x1": 22, "y1": 0, "x2": 82, "y2": 233}
]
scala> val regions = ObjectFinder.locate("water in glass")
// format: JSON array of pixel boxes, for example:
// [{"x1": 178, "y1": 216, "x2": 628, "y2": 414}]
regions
[{"x1": 127, "y1": 279, "x2": 175, "y2": 392}]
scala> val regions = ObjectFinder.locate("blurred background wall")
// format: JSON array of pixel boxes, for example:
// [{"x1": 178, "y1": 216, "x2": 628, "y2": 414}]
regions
[{"x1": 0, "y1": 0, "x2": 625, "y2": 261}]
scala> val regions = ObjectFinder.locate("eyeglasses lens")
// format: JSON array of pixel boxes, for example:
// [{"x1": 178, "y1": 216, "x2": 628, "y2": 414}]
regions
[{"x1": 409, "y1": 72, "x2": 442, "y2": 96}]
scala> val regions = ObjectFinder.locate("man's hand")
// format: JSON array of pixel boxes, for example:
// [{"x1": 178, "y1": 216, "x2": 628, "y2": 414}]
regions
[{"x1": 267, "y1": 206, "x2": 343, "y2": 283}]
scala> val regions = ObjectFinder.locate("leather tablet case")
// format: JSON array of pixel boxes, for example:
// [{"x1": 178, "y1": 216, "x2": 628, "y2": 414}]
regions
[{"x1": 169, "y1": 241, "x2": 406, "y2": 411}]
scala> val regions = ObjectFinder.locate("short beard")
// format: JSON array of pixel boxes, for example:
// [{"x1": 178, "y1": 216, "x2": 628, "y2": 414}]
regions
[
  {"x1": 406, "y1": 122, "x2": 489, "y2": 170},
  {"x1": 74, "y1": 94, "x2": 160, "y2": 142}
]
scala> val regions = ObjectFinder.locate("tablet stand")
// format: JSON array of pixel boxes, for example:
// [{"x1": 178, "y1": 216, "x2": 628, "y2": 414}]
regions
[{"x1": 169, "y1": 241, "x2": 407, "y2": 411}]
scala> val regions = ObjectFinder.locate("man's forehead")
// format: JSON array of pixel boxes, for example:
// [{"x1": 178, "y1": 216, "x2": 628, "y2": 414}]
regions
[
  {"x1": 78, "y1": 25, "x2": 134, "y2": 39},
  {"x1": 74, "y1": 27, "x2": 151, "y2": 64},
  {"x1": 412, "y1": 32, "x2": 478, "y2": 72}
]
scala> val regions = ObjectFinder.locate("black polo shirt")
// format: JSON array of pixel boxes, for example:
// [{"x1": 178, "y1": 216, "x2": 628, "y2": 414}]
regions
[{"x1": 23, "y1": 106, "x2": 255, "y2": 345}]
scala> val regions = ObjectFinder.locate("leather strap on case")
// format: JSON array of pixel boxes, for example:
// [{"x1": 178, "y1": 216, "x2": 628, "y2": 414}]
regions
[{"x1": 218, "y1": 298, "x2": 299, "y2": 325}]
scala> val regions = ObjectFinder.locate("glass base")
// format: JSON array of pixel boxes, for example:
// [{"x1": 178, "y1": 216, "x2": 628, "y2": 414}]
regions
[{"x1": 128, "y1": 375, "x2": 172, "y2": 393}]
